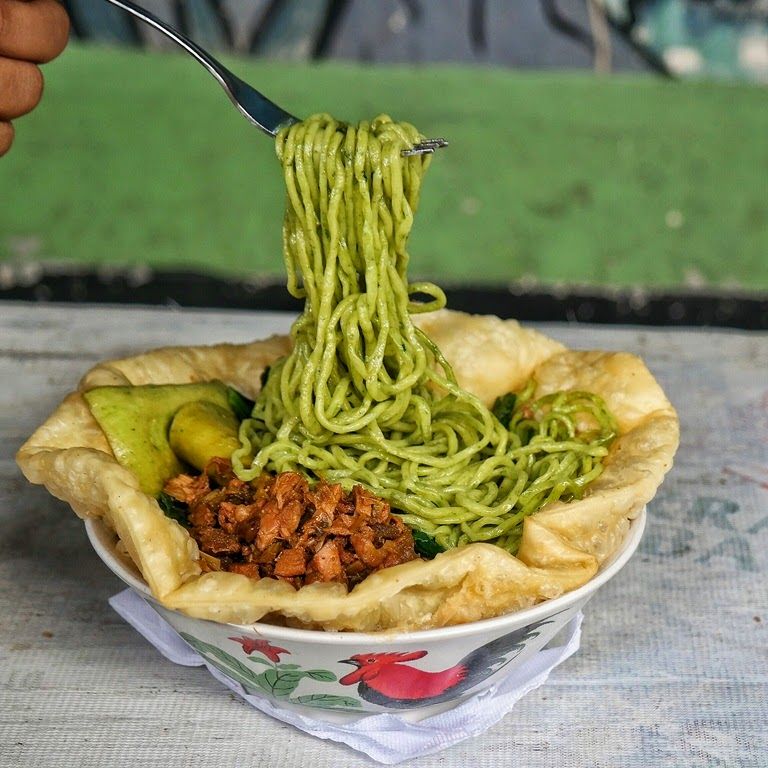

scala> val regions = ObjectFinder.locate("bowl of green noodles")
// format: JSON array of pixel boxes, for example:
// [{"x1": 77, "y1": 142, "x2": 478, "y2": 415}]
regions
[{"x1": 18, "y1": 112, "x2": 677, "y2": 714}]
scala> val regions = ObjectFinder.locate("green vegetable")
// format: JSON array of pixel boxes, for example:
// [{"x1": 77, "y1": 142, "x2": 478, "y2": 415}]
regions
[
  {"x1": 227, "y1": 387, "x2": 255, "y2": 421},
  {"x1": 84, "y1": 381, "x2": 236, "y2": 496},
  {"x1": 491, "y1": 392, "x2": 517, "y2": 429},
  {"x1": 169, "y1": 400, "x2": 241, "y2": 473},
  {"x1": 412, "y1": 529, "x2": 444, "y2": 559},
  {"x1": 158, "y1": 492, "x2": 189, "y2": 526}
]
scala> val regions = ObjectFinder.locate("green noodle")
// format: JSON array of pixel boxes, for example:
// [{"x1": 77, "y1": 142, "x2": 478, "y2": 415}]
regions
[{"x1": 232, "y1": 113, "x2": 617, "y2": 554}]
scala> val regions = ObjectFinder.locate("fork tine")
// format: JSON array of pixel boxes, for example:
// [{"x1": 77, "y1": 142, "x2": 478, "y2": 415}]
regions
[
  {"x1": 401, "y1": 138, "x2": 449, "y2": 157},
  {"x1": 401, "y1": 148, "x2": 434, "y2": 157},
  {"x1": 416, "y1": 138, "x2": 449, "y2": 148}
]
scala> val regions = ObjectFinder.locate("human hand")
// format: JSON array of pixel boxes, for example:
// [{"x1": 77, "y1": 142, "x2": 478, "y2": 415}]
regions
[{"x1": 0, "y1": 0, "x2": 69, "y2": 155}]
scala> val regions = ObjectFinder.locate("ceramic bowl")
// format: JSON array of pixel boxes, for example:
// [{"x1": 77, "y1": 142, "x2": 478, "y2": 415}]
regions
[{"x1": 86, "y1": 509, "x2": 645, "y2": 715}]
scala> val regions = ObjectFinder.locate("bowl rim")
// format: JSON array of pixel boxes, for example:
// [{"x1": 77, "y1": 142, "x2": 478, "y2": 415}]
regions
[{"x1": 86, "y1": 506, "x2": 646, "y2": 645}]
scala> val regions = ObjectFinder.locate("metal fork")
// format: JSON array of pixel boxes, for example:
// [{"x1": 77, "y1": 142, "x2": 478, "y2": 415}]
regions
[{"x1": 103, "y1": 0, "x2": 448, "y2": 156}]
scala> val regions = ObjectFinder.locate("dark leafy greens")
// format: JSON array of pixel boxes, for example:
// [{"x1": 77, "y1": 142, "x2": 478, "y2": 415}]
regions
[
  {"x1": 491, "y1": 392, "x2": 517, "y2": 429},
  {"x1": 412, "y1": 529, "x2": 444, "y2": 559},
  {"x1": 227, "y1": 386, "x2": 256, "y2": 422},
  {"x1": 158, "y1": 491, "x2": 189, "y2": 526}
]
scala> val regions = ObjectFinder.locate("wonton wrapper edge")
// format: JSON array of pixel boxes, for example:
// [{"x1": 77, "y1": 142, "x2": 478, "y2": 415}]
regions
[{"x1": 17, "y1": 311, "x2": 678, "y2": 631}]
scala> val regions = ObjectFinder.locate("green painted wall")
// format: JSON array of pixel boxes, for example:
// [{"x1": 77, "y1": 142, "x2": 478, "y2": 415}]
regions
[{"x1": 2, "y1": 44, "x2": 767, "y2": 290}]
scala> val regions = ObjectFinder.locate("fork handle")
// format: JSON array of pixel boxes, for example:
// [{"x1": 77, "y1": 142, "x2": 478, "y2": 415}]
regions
[{"x1": 102, "y1": 0, "x2": 293, "y2": 136}]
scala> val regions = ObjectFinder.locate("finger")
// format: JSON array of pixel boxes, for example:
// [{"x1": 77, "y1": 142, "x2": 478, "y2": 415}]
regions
[
  {"x1": 0, "y1": 0, "x2": 70, "y2": 63},
  {"x1": 0, "y1": 120, "x2": 14, "y2": 155},
  {"x1": 0, "y1": 56, "x2": 43, "y2": 119}
]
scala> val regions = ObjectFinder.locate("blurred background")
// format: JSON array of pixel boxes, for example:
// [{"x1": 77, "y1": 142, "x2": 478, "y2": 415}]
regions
[{"x1": 2, "y1": 0, "x2": 767, "y2": 326}]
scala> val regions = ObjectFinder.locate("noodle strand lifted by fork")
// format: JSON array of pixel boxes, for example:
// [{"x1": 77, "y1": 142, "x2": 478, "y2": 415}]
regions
[{"x1": 233, "y1": 114, "x2": 616, "y2": 553}]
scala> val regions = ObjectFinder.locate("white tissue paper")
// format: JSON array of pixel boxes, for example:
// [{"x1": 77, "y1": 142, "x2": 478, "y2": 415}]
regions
[{"x1": 110, "y1": 588, "x2": 582, "y2": 764}]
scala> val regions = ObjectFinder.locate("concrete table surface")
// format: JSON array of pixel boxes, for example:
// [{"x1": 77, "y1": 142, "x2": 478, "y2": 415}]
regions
[{"x1": 1, "y1": 302, "x2": 766, "y2": 767}]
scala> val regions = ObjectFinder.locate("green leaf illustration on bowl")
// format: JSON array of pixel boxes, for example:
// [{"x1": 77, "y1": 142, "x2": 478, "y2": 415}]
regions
[
  {"x1": 255, "y1": 667, "x2": 304, "y2": 697},
  {"x1": 179, "y1": 632, "x2": 362, "y2": 710},
  {"x1": 305, "y1": 669, "x2": 336, "y2": 682},
  {"x1": 293, "y1": 693, "x2": 363, "y2": 710}
]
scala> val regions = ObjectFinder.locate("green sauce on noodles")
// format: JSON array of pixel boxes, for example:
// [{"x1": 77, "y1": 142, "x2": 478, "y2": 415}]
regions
[{"x1": 233, "y1": 113, "x2": 617, "y2": 554}]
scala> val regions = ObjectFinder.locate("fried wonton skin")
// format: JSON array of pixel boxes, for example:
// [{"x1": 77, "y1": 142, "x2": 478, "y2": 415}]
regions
[{"x1": 17, "y1": 311, "x2": 678, "y2": 631}]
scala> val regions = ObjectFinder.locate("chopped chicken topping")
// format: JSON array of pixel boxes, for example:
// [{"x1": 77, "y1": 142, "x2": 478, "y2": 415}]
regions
[{"x1": 163, "y1": 460, "x2": 418, "y2": 589}]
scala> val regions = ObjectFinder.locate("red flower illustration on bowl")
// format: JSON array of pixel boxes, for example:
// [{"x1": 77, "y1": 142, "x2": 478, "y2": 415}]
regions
[{"x1": 228, "y1": 635, "x2": 290, "y2": 663}]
